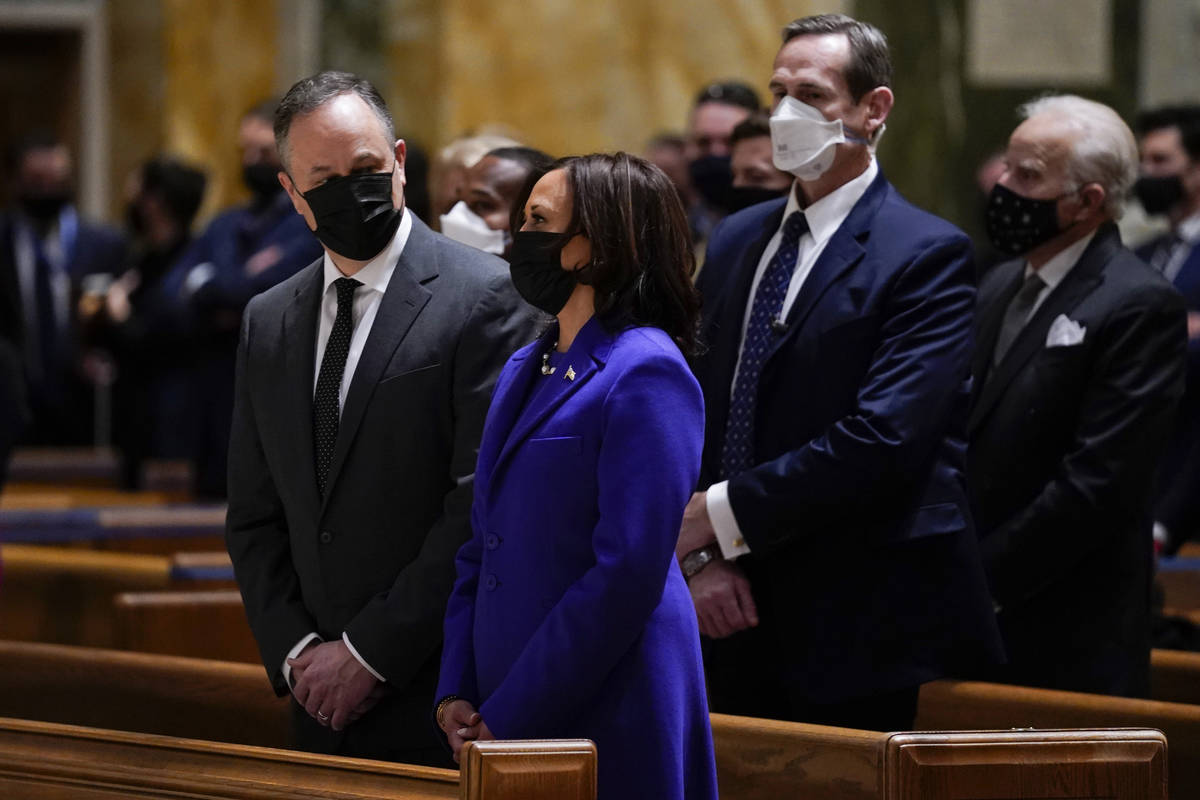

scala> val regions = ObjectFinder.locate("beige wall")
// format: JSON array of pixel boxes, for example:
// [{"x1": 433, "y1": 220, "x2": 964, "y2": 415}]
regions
[
  {"x1": 162, "y1": 0, "x2": 279, "y2": 218},
  {"x1": 388, "y1": 0, "x2": 824, "y2": 158}
]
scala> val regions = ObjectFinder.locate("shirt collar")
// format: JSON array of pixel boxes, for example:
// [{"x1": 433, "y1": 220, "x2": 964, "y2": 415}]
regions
[
  {"x1": 321, "y1": 207, "x2": 412, "y2": 296},
  {"x1": 782, "y1": 157, "x2": 879, "y2": 246},
  {"x1": 1176, "y1": 210, "x2": 1200, "y2": 244},
  {"x1": 1025, "y1": 228, "x2": 1097, "y2": 291}
]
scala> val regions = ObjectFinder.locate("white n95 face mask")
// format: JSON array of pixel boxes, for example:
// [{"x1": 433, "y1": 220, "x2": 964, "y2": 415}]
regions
[
  {"x1": 439, "y1": 201, "x2": 507, "y2": 255},
  {"x1": 769, "y1": 96, "x2": 874, "y2": 181}
]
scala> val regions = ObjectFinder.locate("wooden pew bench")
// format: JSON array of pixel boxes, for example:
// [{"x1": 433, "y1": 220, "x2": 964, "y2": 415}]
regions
[
  {"x1": 918, "y1": 679, "x2": 1195, "y2": 799},
  {"x1": 0, "y1": 505, "x2": 227, "y2": 553},
  {"x1": 0, "y1": 642, "x2": 1168, "y2": 800},
  {"x1": 0, "y1": 545, "x2": 234, "y2": 649},
  {"x1": 114, "y1": 588, "x2": 259, "y2": 663},
  {"x1": 0, "y1": 718, "x2": 596, "y2": 800}
]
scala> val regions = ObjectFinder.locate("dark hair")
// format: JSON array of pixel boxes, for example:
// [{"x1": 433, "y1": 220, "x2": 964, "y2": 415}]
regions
[
  {"x1": 554, "y1": 152, "x2": 701, "y2": 357},
  {"x1": 274, "y1": 71, "x2": 395, "y2": 169},
  {"x1": 729, "y1": 110, "x2": 772, "y2": 147},
  {"x1": 486, "y1": 146, "x2": 555, "y2": 176},
  {"x1": 1135, "y1": 105, "x2": 1200, "y2": 161},
  {"x1": 139, "y1": 156, "x2": 207, "y2": 230},
  {"x1": 782, "y1": 14, "x2": 891, "y2": 101},
  {"x1": 693, "y1": 81, "x2": 761, "y2": 114}
]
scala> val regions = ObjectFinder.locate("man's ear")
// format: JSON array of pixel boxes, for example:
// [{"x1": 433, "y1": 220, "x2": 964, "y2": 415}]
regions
[
  {"x1": 279, "y1": 171, "x2": 307, "y2": 217},
  {"x1": 1076, "y1": 182, "x2": 1107, "y2": 220},
  {"x1": 862, "y1": 86, "x2": 894, "y2": 140}
]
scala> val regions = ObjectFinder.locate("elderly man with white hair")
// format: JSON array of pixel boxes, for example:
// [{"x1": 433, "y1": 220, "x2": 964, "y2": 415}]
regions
[{"x1": 968, "y1": 94, "x2": 1188, "y2": 697}]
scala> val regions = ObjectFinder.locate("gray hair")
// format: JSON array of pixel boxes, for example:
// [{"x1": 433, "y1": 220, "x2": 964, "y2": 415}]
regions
[
  {"x1": 274, "y1": 71, "x2": 395, "y2": 172},
  {"x1": 1019, "y1": 94, "x2": 1137, "y2": 219}
]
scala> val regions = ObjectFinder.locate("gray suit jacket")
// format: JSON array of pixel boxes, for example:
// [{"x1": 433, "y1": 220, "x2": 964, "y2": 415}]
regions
[{"x1": 225, "y1": 215, "x2": 538, "y2": 750}]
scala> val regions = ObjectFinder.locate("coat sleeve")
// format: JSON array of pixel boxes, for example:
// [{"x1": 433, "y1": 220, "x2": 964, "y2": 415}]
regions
[
  {"x1": 477, "y1": 350, "x2": 704, "y2": 738},
  {"x1": 983, "y1": 285, "x2": 1187, "y2": 607},
  {"x1": 341, "y1": 273, "x2": 536, "y2": 686},
  {"x1": 224, "y1": 299, "x2": 318, "y2": 695},
  {"x1": 727, "y1": 233, "x2": 977, "y2": 551},
  {"x1": 434, "y1": 497, "x2": 486, "y2": 706}
]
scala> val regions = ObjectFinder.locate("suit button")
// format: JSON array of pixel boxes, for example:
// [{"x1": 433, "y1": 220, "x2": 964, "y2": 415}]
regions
[
  {"x1": 319, "y1": 530, "x2": 333, "y2": 544},
  {"x1": 486, "y1": 534, "x2": 500, "y2": 550},
  {"x1": 485, "y1": 574, "x2": 498, "y2": 591}
]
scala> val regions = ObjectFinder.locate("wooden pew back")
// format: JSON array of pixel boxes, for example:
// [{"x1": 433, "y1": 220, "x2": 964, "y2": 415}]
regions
[
  {"x1": 114, "y1": 588, "x2": 259, "y2": 663},
  {"x1": 918, "y1": 680, "x2": 1192, "y2": 799},
  {"x1": 0, "y1": 717, "x2": 458, "y2": 800},
  {"x1": 0, "y1": 641, "x2": 290, "y2": 748}
]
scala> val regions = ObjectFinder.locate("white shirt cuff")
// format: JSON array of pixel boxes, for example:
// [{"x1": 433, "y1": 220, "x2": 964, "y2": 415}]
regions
[
  {"x1": 343, "y1": 632, "x2": 386, "y2": 682},
  {"x1": 282, "y1": 632, "x2": 322, "y2": 687},
  {"x1": 707, "y1": 481, "x2": 751, "y2": 559},
  {"x1": 1153, "y1": 522, "x2": 1170, "y2": 546}
]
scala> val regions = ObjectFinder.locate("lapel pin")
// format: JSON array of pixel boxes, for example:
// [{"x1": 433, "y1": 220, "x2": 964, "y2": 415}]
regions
[{"x1": 565, "y1": 366, "x2": 576, "y2": 381}]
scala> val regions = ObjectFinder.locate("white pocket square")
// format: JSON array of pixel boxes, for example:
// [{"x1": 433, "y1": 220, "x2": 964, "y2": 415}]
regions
[{"x1": 1045, "y1": 314, "x2": 1086, "y2": 348}]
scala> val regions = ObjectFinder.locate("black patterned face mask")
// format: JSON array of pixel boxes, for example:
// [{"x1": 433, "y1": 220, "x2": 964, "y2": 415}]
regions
[{"x1": 984, "y1": 183, "x2": 1076, "y2": 256}]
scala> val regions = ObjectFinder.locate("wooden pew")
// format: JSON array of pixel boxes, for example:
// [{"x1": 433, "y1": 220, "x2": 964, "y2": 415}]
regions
[
  {"x1": 0, "y1": 505, "x2": 227, "y2": 554},
  {"x1": 0, "y1": 718, "x2": 600, "y2": 800},
  {"x1": 918, "y1": 680, "x2": 1194, "y2": 799},
  {"x1": 0, "y1": 643, "x2": 1167, "y2": 800},
  {"x1": 0, "y1": 545, "x2": 233, "y2": 649},
  {"x1": 1158, "y1": 556, "x2": 1200, "y2": 610},
  {"x1": 114, "y1": 588, "x2": 259, "y2": 663}
]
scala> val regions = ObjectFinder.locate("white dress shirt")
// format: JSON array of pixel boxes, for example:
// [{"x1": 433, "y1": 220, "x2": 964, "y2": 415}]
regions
[
  {"x1": 282, "y1": 209, "x2": 412, "y2": 688},
  {"x1": 707, "y1": 160, "x2": 880, "y2": 560}
]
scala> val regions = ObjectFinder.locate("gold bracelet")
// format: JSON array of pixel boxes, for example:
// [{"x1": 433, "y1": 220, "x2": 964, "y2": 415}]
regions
[{"x1": 435, "y1": 695, "x2": 461, "y2": 727}]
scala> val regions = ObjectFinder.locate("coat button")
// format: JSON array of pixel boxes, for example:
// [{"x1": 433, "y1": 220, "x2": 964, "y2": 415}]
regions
[
  {"x1": 485, "y1": 534, "x2": 500, "y2": 550},
  {"x1": 319, "y1": 530, "x2": 333, "y2": 544},
  {"x1": 485, "y1": 574, "x2": 498, "y2": 591}
]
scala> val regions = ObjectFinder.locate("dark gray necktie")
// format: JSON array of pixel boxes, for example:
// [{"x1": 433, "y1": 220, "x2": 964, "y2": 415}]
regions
[
  {"x1": 993, "y1": 271, "x2": 1045, "y2": 366},
  {"x1": 314, "y1": 277, "x2": 361, "y2": 495}
]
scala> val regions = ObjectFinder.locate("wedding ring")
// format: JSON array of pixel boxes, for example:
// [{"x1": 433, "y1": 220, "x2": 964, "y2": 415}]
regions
[{"x1": 317, "y1": 711, "x2": 329, "y2": 722}]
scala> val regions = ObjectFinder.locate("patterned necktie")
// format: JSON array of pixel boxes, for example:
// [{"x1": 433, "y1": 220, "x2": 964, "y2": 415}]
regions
[
  {"x1": 721, "y1": 211, "x2": 809, "y2": 479},
  {"x1": 314, "y1": 277, "x2": 361, "y2": 495},
  {"x1": 992, "y1": 271, "x2": 1045, "y2": 367}
]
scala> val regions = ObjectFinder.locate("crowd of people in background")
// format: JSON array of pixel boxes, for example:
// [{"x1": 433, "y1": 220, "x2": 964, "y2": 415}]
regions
[{"x1": 2, "y1": 16, "x2": 1200, "y2": 789}]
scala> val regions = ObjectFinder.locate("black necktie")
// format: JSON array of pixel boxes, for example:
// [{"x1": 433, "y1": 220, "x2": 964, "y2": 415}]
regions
[
  {"x1": 992, "y1": 271, "x2": 1045, "y2": 366},
  {"x1": 314, "y1": 277, "x2": 361, "y2": 495}
]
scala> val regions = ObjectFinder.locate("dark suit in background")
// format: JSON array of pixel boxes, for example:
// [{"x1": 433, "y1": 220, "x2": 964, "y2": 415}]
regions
[
  {"x1": 226, "y1": 214, "x2": 535, "y2": 763},
  {"x1": 970, "y1": 223, "x2": 1187, "y2": 696},
  {"x1": 694, "y1": 173, "x2": 1004, "y2": 730},
  {"x1": 0, "y1": 209, "x2": 127, "y2": 445},
  {"x1": 1136, "y1": 234, "x2": 1200, "y2": 550}
]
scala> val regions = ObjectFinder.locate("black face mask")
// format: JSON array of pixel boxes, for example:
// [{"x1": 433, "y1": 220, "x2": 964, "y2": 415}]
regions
[
  {"x1": 301, "y1": 169, "x2": 401, "y2": 261},
  {"x1": 1134, "y1": 174, "x2": 1184, "y2": 217},
  {"x1": 985, "y1": 183, "x2": 1071, "y2": 256},
  {"x1": 508, "y1": 231, "x2": 578, "y2": 315},
  {"x1": 19, "y1": 191, "x2": 71, "y2": 223},
  {"x1": 688, "y1": 155, "x2": 734, "y2": 213},
  {"x1": 727, "y1": 185, "x2": 790, "y2": 213},
  {"x1": 243, "y1": 162, "x2": 282, "y2": 200}
]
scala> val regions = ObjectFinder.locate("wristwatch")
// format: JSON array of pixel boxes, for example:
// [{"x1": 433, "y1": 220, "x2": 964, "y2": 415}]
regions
[{"x1": 681, "y1": 544, "x2": 721, "y2": 580}]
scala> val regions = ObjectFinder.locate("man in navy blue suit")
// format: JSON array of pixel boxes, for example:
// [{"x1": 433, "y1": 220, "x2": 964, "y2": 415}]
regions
[
  {"x1": 676, "y1": 13, "x2": 1003, "y2": 732},
  {"x1": 1133, "y1": 106, "x2": 1200, "y2": 553},
  {"x1": 0, "y1": 134, "x2": 128, "y2": 445}
]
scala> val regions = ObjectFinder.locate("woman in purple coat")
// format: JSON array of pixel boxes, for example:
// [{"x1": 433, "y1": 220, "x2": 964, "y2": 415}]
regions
[{"x1": 434, "y1": 152, "x2": 718, "y2": 799}]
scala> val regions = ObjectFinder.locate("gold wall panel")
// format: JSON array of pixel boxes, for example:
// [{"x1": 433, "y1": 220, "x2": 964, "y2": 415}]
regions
[
  {"x1": 163, "y1": 0, "x2": 279, "y2": 220},
  {"x1": 388, "y1": 0, "x2": 820, "y2": 158},
  {"x1": 109, "y1": 0, "x2": 167, "y2": 222}
]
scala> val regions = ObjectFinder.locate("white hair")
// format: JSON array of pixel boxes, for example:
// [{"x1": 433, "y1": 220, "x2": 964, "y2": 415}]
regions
[{"x1": 1018, "y1": 94, "x2": 1138, "y2": 219}]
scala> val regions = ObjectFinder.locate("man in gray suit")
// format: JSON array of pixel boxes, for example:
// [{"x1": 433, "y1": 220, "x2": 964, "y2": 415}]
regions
[{"x1": 225, "y1": 71, "x2": 536, "y2": 766}]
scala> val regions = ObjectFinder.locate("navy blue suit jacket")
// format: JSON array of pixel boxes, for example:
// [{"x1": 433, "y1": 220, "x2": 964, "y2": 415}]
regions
[
  {"x1": 694, "y1": 172, "x2": 1004, "y2": 702},
  {"x1": 1136, "y1": 234, "x2": 1200, "y2": 545}
]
